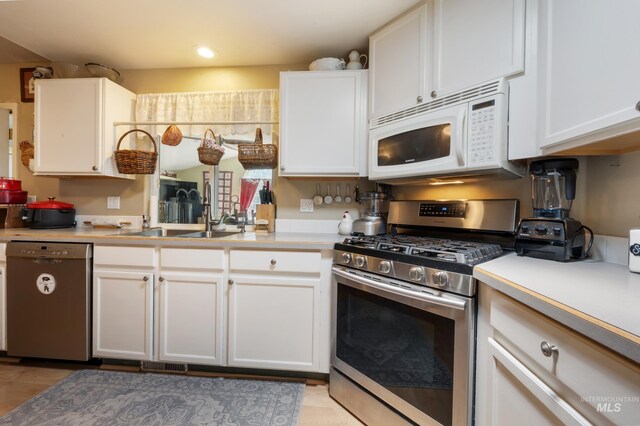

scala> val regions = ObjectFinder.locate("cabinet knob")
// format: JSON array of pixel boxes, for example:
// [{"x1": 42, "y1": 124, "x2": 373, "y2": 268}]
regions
[
  {"x1": 143, "y1": 276, "x2": 149, "y2": 282},
  {"x1": 636, "y1": 101, "x2": 640, "y2": 112},
  {"x1": 430, "y1": 90, "x2": 437, "y2": 98},
  {"x1": 416, "y1": 95, "x2": 423, "y2": 103},
  {"x1": 540, "y1": 341, "x2": 558, "y2": 357},
  {"x1": 228, "y1": 279, "x2": 234, "y2": 285},
  {"x1": 280, "y1": 165, "x2": 285, "y2": 171},
  {"x1": 159, "y1": 276, "x2": 165, "y2": 282},
  {"x1": 270, "y1": 259, "x2": 277, "y2": 266},
  {"x1": 92, "y1": 166, "x2": 98, "y2": 171}
]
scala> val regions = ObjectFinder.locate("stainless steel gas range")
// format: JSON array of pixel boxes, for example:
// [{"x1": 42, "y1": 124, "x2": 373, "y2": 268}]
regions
[{"x1": 330, "y1": 199, "x2": 519, "y2": 426}]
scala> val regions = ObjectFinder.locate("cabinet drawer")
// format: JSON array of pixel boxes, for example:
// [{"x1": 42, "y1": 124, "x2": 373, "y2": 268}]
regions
[
  {"x1": 94, "y1": 246, "x2": 156, "y2": 268},
  {"x1": 490, "y1": 292, "x2": 640, "y2": 423},
  {"x1": 160, "y1": 248, "x2": 224, "y2": 271},
  {"x1": 230, "y1": 250, "x2": 321, "y2": 274}
]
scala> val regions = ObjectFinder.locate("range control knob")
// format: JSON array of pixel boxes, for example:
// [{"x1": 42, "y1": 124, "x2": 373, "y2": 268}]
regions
[
  {"x1": 432, "y1": 271, "x2": 449, "y2": 287},
  {"x1": 340, "y1": 252, "x2": 352, "y2": 264},
  {"x1": 408, "y1": 266, "x2": 425, "y2": 281},
  {"x1": 378, "y1": 260, "x2": 392, "y2": 274},
  {"x1": 354, "y1": 255, "x2": 366, "y2": 268}
]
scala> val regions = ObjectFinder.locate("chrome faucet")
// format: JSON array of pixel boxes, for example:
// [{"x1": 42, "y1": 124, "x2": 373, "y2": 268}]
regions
[
  {"x1": 202, "y1": 181, "x2": 226, "y2": 231},
  {"x1": 175, "y1": 188, "x2": 189, "y2": 199}
]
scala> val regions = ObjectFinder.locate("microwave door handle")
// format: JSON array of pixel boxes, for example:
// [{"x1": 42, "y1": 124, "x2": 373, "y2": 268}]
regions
[{"x1": 455, "y1": 108, "x2": 466, "y2": 166}]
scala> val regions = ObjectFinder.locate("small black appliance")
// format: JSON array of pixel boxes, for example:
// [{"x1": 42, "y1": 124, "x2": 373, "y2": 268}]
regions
[{"x1": 515, "y1": 158, "x2": 593, "y2": 261}]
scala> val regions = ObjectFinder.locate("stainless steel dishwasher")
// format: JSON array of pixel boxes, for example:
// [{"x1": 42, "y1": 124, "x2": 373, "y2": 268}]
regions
[{"x1": 6, "y1": 241, "x2": 92, "y2": 361}]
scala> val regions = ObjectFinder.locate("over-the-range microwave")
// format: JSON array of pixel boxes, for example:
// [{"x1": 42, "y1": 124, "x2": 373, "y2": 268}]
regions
[{"x1": 369, "y1": 79, "x2": 526, "y2": 183}]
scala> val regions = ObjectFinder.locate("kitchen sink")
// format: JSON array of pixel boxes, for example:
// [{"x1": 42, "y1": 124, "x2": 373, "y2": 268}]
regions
[
  {"x1": 117, "y1": 229, "x2": 239, "y2": 238},
  {"x1": 177, "y1": 231, "x2": 240, "y2": 238}
]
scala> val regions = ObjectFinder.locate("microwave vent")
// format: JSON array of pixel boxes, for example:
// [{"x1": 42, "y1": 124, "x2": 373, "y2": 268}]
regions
[{"x1": 371, "y1": 79, "x2": 503, "y2": 128}]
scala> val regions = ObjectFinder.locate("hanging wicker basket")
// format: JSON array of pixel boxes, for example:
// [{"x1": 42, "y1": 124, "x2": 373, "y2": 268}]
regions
[
  {"x1": 114, "y1": 129, "x2": 158, "y2": 175},
  {"x1": 161, "y1": 124, "x2": 183, "y2": 146},
  {"x1": 197, "y1": 128, "x2": 225, "y2": 165},
  {"x1": 238, "y1": 128, "x2": 278, "y2": 170}
]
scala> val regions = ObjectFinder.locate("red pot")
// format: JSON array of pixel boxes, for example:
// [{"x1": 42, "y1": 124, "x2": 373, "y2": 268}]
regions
[
  {"x1": 0, "y1": 178, "x2": 22, "y2": 191},
  {"x1": 0, "y1": 190, "x2": 27, "y2": 204},
  {"x1": 22, "y1": 197, "x2": 76, "y2": 229}
]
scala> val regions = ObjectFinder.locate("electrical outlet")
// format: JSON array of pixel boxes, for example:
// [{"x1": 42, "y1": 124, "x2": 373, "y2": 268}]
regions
[
  {"x1": 300, "y1": 198, "x2": 314, "y2": 213},
  {"x1": 107, "y1": 196, "x2": 120, "y2": 209},
  {"x1": 27, "y1": 195, "x2": 37, "y2": 203}
]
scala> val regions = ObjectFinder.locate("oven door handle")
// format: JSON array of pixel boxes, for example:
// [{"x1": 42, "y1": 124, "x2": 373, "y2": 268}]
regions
[{"x1": 332, "y1": 266, "x2": 468, "y2": 311}]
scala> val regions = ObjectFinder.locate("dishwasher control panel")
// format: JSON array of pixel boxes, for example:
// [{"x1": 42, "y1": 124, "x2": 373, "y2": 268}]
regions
[{"x1": 6, "y1": 242, "x2": 92, "y2": 259}]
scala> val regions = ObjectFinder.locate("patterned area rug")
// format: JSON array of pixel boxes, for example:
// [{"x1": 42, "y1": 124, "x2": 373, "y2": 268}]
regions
[{"x1": 0, "y1": 369, "x2": 305, "y2": 426}]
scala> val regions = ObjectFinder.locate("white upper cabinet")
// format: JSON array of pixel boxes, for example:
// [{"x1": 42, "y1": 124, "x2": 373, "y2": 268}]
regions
[
  {"x1": 432, "y1": 0, "x2": 525, "y2": 98},
  {"x1": 538, "y1": 0, "x2": 640, "y2": 153},
  {"x1": 369, "y1": 0, "x2": 524, "y2": 121},
  {"x1": 35, "y1": 77, "x2": 135, "y2": 178},
  {"x1": 369, "y1": 2, "x2": 431, "y2": 120},
  {"x1": 279, "y1": 70, "x2": 368, "y2": 177}
]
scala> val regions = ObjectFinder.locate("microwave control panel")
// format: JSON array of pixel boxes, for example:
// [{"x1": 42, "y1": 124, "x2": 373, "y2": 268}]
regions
[{"x1": 469, "y1": 99, "x2": 497, "y2": 165}]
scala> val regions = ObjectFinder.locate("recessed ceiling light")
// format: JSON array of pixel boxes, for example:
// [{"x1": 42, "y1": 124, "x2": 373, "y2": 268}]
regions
[{"x1": 197, "y1": 47, "x2": 215, "y2": 58}]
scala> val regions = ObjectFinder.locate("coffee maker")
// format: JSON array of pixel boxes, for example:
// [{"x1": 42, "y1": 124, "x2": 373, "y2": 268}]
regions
[{"x1": 515, "y1": 158, "x2": 592, "y2": 261}]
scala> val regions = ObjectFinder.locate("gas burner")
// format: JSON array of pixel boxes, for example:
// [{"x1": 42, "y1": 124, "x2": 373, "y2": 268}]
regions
[
  {"x1": 343, "y1": 236, "x2": 377, "y2": 249},
  {"x1": 378, "y1": 243, "x2": 411, "y2": 253}
]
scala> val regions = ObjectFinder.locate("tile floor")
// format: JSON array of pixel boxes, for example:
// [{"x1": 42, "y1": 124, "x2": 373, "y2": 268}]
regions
[{"x1": 0, "y1": 362, "x2": 363, "y2": 425}]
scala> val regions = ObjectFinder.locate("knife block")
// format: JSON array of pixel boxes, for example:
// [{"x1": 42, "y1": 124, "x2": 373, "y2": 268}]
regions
[{"x1": 256, "y1": 204, "x2": 276, "y2": 233}]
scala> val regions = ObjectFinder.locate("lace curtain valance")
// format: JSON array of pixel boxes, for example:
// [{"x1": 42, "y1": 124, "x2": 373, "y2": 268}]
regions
[{"x1": 135, "y1": 89, "x2": 279, "y2": 138}]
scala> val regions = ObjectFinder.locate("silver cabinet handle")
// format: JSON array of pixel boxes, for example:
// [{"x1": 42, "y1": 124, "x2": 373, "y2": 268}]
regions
[
  {"x1": 540, "y1": 341, "x2": 558, "y2": 357},
  {"x1": 159, "y1": 276, "x2": 165, "y2": 282},
  {"x1": 228, "y1": 279, "x2": 234, "y2": 285},
  {"x1": 430, "y1": 90, "x2": 437, "y2": 98},
  {"x1": 270, "y1": 259, "x2": 277, "y2": 266},
  {"x1": 92, "y1": 166, "x2": 98, "y2": 171},
  {"x1": 143, "y1": 276, "x2": 149, "y2": 281},
  {"x1": 416, "y1": 95, "x2": 423, "y2": 103},
  {"x1": 280, "y1": 165, "x2": 285, "y2": 171}
]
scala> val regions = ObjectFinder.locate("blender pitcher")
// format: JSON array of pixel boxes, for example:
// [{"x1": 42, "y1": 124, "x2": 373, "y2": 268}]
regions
[{"x1": 530, "y1": 158, "x2": 579, "y2": 218}]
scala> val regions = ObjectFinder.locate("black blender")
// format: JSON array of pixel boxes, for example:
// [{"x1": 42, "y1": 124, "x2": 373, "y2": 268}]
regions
[{"x1": 515, "y1": 158, "x2": 593, "y2": 261}]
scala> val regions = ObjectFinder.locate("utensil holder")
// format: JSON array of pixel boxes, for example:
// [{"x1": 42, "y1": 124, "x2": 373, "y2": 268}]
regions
[{"x1": 256, "y1": 204, "x2": 276, "y2": 233}]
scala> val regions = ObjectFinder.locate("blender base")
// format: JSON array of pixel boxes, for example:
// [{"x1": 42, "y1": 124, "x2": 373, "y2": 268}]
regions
[{"x1": 515, "y1": 217, "x2": 587, "y2": 262}]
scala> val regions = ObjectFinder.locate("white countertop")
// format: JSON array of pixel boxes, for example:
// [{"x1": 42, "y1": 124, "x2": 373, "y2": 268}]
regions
[
  {"x1": 0, "y1": 227, "x2": 345, "y2": 250},
  {"x1": 475, "y1": 253, "x2": 640, "y2": 363}
]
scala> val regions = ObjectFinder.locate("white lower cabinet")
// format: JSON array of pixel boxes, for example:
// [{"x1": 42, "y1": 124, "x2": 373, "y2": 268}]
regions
[
  {"x1": 0, "y1": 242, "x2": 5, "y2": 351},
  {"x1": 228, "y1": 249, "x2": 332, "y2": 373},
  {"x1": 92, "y1": 245, "x2": 331, "y2": 374},
  {"x1": 93, "y1": 270, "x2": 154, "y2": 360},
  {"x1": 93, "y1": 246, "x2": 156, "y2": 360},
  {"x1": 228, "y1": 275, "x2": 320, "y2": 372},
  {"x1": 476, "y1": 284, "x2": 640, "y2": 425},
  {"x1": 157, "y1": 248, "x2": 224, "y2": 365}
]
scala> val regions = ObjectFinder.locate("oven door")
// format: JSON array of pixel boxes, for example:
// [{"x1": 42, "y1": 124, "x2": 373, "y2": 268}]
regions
[
  {"x1": 368, "y1": 103, "x2": 468, "y2": 181},
  {"x1": 331, "y1": 266, "x2": 475, "y2": 426}
]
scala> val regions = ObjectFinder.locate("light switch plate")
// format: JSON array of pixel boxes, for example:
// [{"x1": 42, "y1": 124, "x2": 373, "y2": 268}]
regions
[
  {"x1": 300, "y1": 198, "x2": 314, "y2": 213},
  {"x1": 107, "y1": 196, "x2": 120, "y2": 209}
]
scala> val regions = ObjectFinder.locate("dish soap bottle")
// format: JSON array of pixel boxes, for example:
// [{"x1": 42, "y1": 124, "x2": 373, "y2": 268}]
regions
[{"x1": 338, "y1": 211, "x2": 353, "y2": 235}]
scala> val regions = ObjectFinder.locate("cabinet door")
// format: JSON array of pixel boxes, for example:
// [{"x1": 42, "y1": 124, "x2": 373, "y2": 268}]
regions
[
  {"x1": 485, "y1": 338, "x2": 590, "y2": 426},
  {"x1": 279, "y1": 71, "x2": 368, "y2": 176},
  {"x1": 0, "y1": 265, "x2": 5, "y2": 351},
  {"x1": 93, "y1": 270, "x2": 154, "y2": 360},
  {"x1": 228, "y1": 275, "x2": 320, "y2": 372},
  {"x1": 432, "y1": 0, "x2": 524, "y2": 98},
  {"x1": 539, "y1": 0, "x2": 640, "y2": 150},
  {"x1": 158, "y1": 272, "x2": 224, "y2": 365},
  {"x1": 35, "y1": 78, "x2": 101, "y2": 174},
  {"x1": 369, "y1": 3, "x2": 430, "y2": 119}
]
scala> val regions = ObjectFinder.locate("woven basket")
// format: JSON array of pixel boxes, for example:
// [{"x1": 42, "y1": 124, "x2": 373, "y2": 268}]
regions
[
  {"x1": 238, "y1": 128, "x2": 278, "y2": 170},
  {"x1": 198, "y1": 129, "x2": 225, "y2": 165},
  {"x1": 114, "y1": 129, "x2": 158, "y2": 175},
  {"x1": 19, "y1": 140, "x2": 35, "y2": 167}
]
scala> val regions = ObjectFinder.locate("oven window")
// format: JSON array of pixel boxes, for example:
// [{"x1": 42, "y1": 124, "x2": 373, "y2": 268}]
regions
[
  {"x1": 377, "y1": 124, "x2": 451, "y2": 166},
  {"x1": 336, "y1": 284, "x2": 455, "y2": 425}
]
